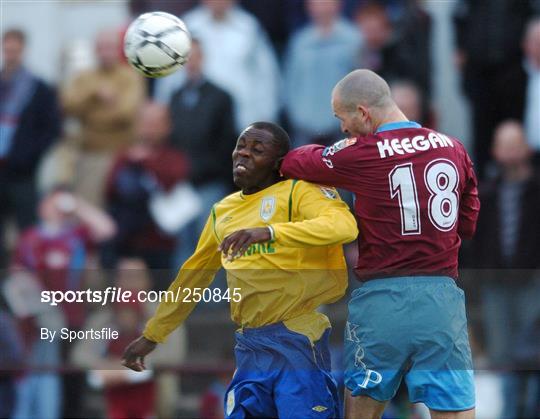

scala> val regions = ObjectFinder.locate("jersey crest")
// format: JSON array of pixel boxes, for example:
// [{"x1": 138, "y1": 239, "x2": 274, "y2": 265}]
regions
[
  {"x1": 319, "y1": 186, "x2": 337, "y2": 200},
  {"x1": 260, "y1": 196, "x2": 276, "y2": 221}
]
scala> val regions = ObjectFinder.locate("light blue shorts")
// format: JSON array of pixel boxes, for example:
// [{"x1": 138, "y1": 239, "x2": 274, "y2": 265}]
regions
[{"x1": 344, "y1": 276, "x2": 475, "y2": 411}]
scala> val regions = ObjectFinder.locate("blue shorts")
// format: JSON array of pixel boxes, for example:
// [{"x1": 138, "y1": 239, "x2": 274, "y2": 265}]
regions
[
  {"x1": 344, "y1": 276, "x2": 475, "y2": 411},
  {"x1": 224, "y1": 323, "x2": 340, "y2": 418}
]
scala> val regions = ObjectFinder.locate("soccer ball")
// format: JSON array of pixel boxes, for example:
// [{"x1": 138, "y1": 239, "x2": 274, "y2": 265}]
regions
[{"x1": 124, "y1": 11, "x2": 192, "y2": 78}]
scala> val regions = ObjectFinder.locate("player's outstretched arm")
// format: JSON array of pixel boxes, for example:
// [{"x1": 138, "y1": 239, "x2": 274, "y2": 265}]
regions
[
  {"x1": 280, "y1": 142, "x2": 357, "y2": 190},
  {"x1": 122, "y1": 214, "x2": 222, "y2": 372}
]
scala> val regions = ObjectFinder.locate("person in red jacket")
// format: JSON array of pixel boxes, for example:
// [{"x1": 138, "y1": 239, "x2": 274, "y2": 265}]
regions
[
  {"x1": 89, "y1": 300, "x2": 155, "y2": 419},
  {"x1": 105, "y1": 101, "x2": 189, "y2": 285},
  {"x1": 281, "y1": 69, "x2": 480, "y2": 419}
]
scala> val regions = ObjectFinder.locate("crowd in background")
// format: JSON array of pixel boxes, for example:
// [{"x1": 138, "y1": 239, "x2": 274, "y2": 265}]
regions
[{"x1": 1, "y1": 0, "x2": 540, "y2": 418}]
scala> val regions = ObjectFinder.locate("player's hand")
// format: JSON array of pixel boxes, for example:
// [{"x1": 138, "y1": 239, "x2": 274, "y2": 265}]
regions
[
  {"x1": 219, "y1": 227, "x2": 271, "y2": 261},
  {"x1": 121, "y1": 335, "x2": 157, "y2": 372}
]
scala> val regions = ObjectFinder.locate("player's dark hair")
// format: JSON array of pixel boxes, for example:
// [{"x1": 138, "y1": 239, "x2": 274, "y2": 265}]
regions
[
  {"x1": 2, "y1": 29, "x2": 26, "y2": 44},
  {"x1": 249, "y1": 121, "x2": 291, "y2": 158}
]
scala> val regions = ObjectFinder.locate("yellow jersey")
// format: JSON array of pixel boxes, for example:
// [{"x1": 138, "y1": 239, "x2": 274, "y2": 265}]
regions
[{"x1": 144, "y1": 179, "x2": 358, "y2": 344}]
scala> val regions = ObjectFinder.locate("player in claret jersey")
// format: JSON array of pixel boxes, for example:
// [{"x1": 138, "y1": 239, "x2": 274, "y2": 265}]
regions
[{"x1": 281, "y1": 70, "x2": 480, "y2": 419}]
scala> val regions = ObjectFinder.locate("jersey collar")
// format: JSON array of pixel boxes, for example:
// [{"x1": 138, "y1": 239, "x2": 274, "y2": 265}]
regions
[{"x1": 375, "y1": 121, "x2": 421, "y2": 133}]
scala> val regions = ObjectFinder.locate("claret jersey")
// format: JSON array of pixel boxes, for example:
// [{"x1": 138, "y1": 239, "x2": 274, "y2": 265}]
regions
[{"x1": 281, "y1": 121, "x2": 480, "y2": 280}]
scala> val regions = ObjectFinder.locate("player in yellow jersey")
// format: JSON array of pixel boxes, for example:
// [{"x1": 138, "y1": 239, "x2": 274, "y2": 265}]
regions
[{"x1": 122, "y1": 122, "x2": 358, "y2": 418}]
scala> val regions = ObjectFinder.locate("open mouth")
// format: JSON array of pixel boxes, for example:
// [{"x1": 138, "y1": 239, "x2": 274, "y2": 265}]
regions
[{"x1": 234, "y1": 163, "x2": 248, "y2": 174}]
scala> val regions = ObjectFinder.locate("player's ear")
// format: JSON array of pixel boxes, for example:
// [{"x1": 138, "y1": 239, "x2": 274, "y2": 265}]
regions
[
  {"x1": 357, "y1": 104, "x2": 369, "y2": 121},
  {"x1": 275, "y1": 157, "x2": 284, "y2": 175}
]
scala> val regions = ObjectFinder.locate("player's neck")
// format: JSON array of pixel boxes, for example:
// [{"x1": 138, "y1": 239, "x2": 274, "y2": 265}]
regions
[
  {"x1": 376, "y1": 107, "x2": 409, "y2": 130},
  {"x1": 242, "y1": 175, "x2": 281, "y2": 195}
]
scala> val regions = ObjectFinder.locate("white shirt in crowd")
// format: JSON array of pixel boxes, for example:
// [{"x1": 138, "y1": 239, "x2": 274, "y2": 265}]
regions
[{"x1": 164, "y1": 5, "x2": 280, "y2": 132}]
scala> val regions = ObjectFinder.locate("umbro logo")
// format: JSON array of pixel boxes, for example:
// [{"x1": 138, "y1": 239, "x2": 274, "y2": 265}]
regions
[
  {"x1": 219, "y1": 216, "x2": 233, "y2": 224},
  {"x1": 312, "y1": 405, "x2": 328, "y2": 413}
]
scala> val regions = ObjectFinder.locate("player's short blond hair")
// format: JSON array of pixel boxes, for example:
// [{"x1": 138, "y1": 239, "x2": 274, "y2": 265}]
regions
[{"x1": 333, "y1": 69, "x2": 393, "y2": 111}]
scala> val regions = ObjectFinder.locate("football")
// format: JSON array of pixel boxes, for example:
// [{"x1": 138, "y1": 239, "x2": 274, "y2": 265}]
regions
[{"x1": 123, "y1": 11, "x2": 192, "y2": 78}]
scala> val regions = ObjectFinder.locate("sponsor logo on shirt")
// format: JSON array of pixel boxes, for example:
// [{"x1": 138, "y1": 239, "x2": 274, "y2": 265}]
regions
[
  {"x1": 322, "y1": 137, "x2": 357, "y2": 157},
  {"x1": 242, "y1": 241, "x2": 276, "y2": 257},
  {"x1": 377, "y1": 132, "x2": 454, "y2": 159}
]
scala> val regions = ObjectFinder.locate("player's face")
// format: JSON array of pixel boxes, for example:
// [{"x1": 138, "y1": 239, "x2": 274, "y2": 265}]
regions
[
  {"x1": 232, "y1": 128, "x2": 281, "y2": 192},
  {"x1": 332, "y1": 94, "x2": 371, "y2": 137}
]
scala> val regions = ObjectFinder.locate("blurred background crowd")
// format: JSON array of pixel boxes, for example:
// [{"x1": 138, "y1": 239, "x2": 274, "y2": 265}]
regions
[{"x1": 1, "y1": 0, "x2": 540, "y2": 418}]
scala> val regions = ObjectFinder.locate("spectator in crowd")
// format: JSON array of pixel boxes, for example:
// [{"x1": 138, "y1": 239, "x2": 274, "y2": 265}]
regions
[
  {"x1": 472, "y1": 120, "x2": 540, "y2": 418},
  {"x1": 283, "y1": 0, "x2": 362, "y2": 146},
  {"x1": 128, "y1": 0, "x2": 197, "y2": 17},
  {"x1": 62, "y1": 29, "x2": 145, "y2": 207},
  {"x1": 392, "y1": 0, "x2": 432, "y2": 93},
  {"x1": 10, "y1": 186, "x2": 115, "y2": 419},
  {"x1": 240, "y1": 0, "x2": 294, "y2": 57},
  {"x1": 168, "y1": 39, "x2": 236, "y2": 264},
  {"x1": 355, "y1": 2, "x2": 431, "y2": 95},
  {"x1": 467, "y1": 323, "x2": 504, "y2": 419},
  {"x1": 514, "y1": 315, "x2": 540, "y2": 418},
  {"x1": 0, "y1": 295, "x2": 24, "y2": 419},
  {"x1": 523, "y1": 18, "x2": 540, "y2": 160},
  {"x1": 90, "y1": 300, "x2": 156, "y2": 419},
  {"x1": 453, "y1": 0, "x2": 535, "y2": 179},
  {"x1": 0, "y1": 29, "x2": 61, "y2": 264},
  {"x1": 157, "y1": 0, "x2": 280, "y2": 131},
  {"x1": 72, "y1": 257, "x2": 187, "y2": 419},
  {"x1": 199, "y1": 367, "x2": 231, "y2": 419},
  {"x1": 105, "y1": 102, "x2": 189, "y2": 279},
  {"x1": 13, "y1": 187, "x2": 116, "y2": 327},
  {"x1": 390, "y1": 80, "x2": 433, "y2": 128}
]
